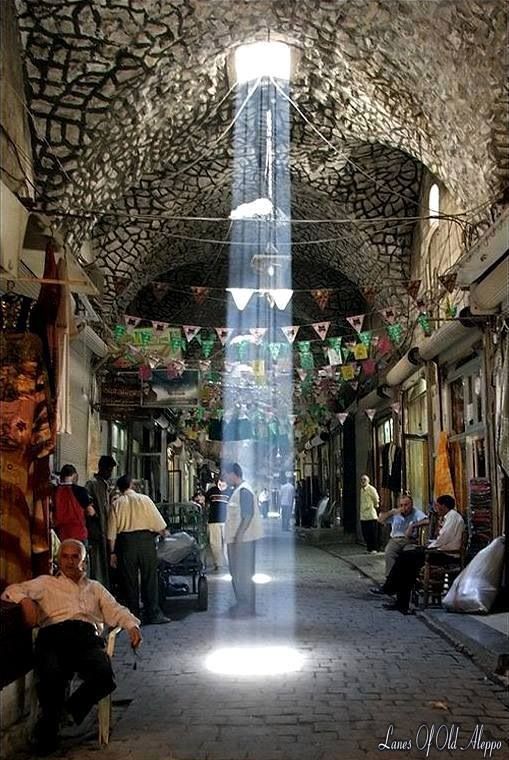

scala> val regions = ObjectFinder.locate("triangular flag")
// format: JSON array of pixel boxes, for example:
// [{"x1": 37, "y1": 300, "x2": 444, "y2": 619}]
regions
[
  {"x1": 386, "y1": 324, "x2": 403, "y2": 345},
  {"x1": 215, "y1": 327, "x2": 233, "y2": 345},
  {"x1": 297, "y1": 341, "x2": 311, "y2": 353},
  {"x1": 377, "y1": 334, "x2": 392, "y2": 355},
  {"x1": 300, "y1": 352, "x2": 314, "y2": 370},
  {"x1": 249, "y1": 327, "x2": 267, "y2": 341},
  {"x1": 312, "y1": 321, "x2": 331, "y2": 340},
  {"x1": 268, "y1": 343, "x2": 282, "y2": 361},
  {"x1": 296, "y1": 368, "x2": 308, "y2": 381},
  {"x1": 327, "y1": 347, "x2": 343, "y2": 366},
  {"x1": 139, "y1": 365, "x2": 152, "y2": 381},
  {"x1": 359, "y1": 331, "x2": 372, "y2": 347},
  {"x1": 281, "y1": 325, "x2": 299, "y2": 343},
  {"x1": 152, "y1": 282, "x2": 170, "y2": 301},
  {"x1": 346, "y1": 314, "x2": 365, "y2": 333},
  {"x1": 406, "y1": 280, "x2": 421, "y2": 301},
  {"x1": 153, "y1": 321, "x2": 169, "y2": 333},
  {"x1": 191, "y1": 286, "x2": 210, "y2": 305},
  {"x1": 417, "y1": 313, "x2": 432, "y2": 336},
  {"x1": 124, "y1": 315, "x2": 141, "y2": 332},
  {"x1": 201, "y1": 336, "x2": 215, "y2": 358},
  {"x1": 114, "y1": 324, "x2": 127, "y2": 341},
  {"x1": 336, "y1": 412, "x2": 349, "y2": 425},
  {"x1": 361, "y1": 287, "x2": 377, "y2": 304},
  {"x1": 341, "y1": 365, "x2": 355, "y2": 381},
  {"x1": 438, "y1": 272, "x2": 457, "y2": 293},
  {"x1": 353, "y1": 344, "x2": 368, "y2": 360},
  {"x1": 311, "y1": 289, "x2": 331, "y2": 311},
  {"x1": 391, "y1": 402, "x2": 401, "y2": 415},
  {"x1": 350, "y1": 381, "x2": 359, "y2": 391},
  {"x1": 365, "y1": 408, "x2": 376, "y2": 422},
  {"x1": 380, "y1": 307, "x2": 397, "y2": 324},
  {"x1": 183, "y1": 325, "x2": 201, "y2": 343}
]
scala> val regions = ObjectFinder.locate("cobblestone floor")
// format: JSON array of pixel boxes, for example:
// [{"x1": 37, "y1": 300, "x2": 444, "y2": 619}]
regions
[{"x1": 37, "y1": 523, "x2": 509, "y2": 760}]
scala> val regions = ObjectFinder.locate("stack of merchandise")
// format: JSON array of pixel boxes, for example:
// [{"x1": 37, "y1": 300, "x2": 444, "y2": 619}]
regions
[{"x1": 467, "y1": 478, "x2": 492, "y2": 558}]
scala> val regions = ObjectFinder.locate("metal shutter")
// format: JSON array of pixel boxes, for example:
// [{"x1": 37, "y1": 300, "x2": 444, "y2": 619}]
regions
[{"x1": 57, "y1": 342, "x2": 91, "y2": 483}]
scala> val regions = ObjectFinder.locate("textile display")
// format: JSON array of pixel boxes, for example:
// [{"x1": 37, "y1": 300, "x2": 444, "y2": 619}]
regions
[
  {"x1": 381, "y1": 443, "x2": 402, "y2": 492},
  {"x1": 433, "y1": 431, "x2": 455, "y2": 501},
  {"x1": 467, "y1": 478, "x2": 493, "y2": 557},
  {"x1": 0, "y1": 334, "x2": 54, "y2": 589}
]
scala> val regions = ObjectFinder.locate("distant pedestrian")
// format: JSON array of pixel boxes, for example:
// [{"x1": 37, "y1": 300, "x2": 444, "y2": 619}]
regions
[
  {"x1": 359, "y1": 474, "x2": 380, "y2": 553},
  {"x1": 224, "y1": 462, "x2": 263, "y2": 617},
  {"x1": 280, "y1": 477, "x2": 295, "y2": 532},
  {"x1": 258, "y1": 486, "x2": 269, "y2": 518},
  {"x1": 85, "y1": 455, "x2": 116, "y2": 588},
  {"x1": 108, "y1": 475, "x2": 170, "y2": 625},
  {"x1": 52, "y1": 465, "x2": 94, "y2": 544}
]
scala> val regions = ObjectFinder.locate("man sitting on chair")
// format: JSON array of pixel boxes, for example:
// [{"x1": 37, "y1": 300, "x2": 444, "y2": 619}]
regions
[
  {"x1": 1, "y1": 539, "x2": 142, "y2": 756},
  {"x1": 381, "y1": 494, "x2": 465, "y2": 614}
]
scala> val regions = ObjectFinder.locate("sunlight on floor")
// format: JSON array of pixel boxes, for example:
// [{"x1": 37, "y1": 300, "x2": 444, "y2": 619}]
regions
[{"x1": 205, "y1": 645, "x2": 304, "y2": 675}]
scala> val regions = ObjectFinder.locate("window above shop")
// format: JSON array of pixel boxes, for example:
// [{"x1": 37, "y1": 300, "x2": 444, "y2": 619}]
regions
[
  {"x1": 448, "y1": 363, "x2": 484, "y2": 436},
  {"x1": 428, "y1": 183, "x2": 440, "y2": 225}
]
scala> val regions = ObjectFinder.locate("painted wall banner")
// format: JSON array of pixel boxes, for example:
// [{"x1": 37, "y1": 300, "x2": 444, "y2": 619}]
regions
[{"x1": 141, "y1": 369, "x2": 200, "y2": 407}]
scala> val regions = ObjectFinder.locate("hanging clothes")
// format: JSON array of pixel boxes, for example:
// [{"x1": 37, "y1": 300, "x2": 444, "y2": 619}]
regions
[
  {"x1": 0, "y1": 334, "x2": 54, "y2": 590},
  {"x1": 56, "y1": 256, "x2": 78, "y2": 435},
  {"x1": 381, "y1": 442, "x2": 402, "y2": 492},
  {"x1": 434, "y1": 431, "x2": 456, "y2": 502}
]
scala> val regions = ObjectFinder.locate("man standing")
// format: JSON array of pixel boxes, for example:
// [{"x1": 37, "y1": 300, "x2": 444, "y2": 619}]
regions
[
  {"x1": 108, "y1": 476, "x2": 169, "y2": 625},
  {"x1": 1, "y1": 539, "x2": 141, "y2": 756},
  {"x1": 85, "y1": 456, "x2": 116, "y2": 588},
  {"x1": 359, "y1": 474, "x2": 380, "y2": 553},
  {"x1": 53, "y1": 465, "x2": 95, "y2": 544},
  {"x1": 258, "y1": 486, "x2": 269, "y2": 519},
  {"x1": 205, "y1": 476, "x2": 230, "y2": 571},
  {"x1": 223, "y1": 462, "x2": 263, "y2": 617},
  {"x1": 382, "y1": 494, "x2": 465, "y2": 613},
  {"x1": 280, "y1": 477, "x2": 295, "y2": 532}
]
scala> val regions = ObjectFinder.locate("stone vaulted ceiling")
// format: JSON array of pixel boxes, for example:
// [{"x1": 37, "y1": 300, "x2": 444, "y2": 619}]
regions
[{"x1": 15, "y1": 0, "x2": 508, "y2": 326}]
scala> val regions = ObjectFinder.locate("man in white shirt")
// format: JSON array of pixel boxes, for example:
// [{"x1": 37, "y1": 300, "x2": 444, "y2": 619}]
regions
[
  {"x1": 280, "y1": 478, "x2": 295, "y2": 531},
  {"x1": 381, "y1": 494, "x2": 465, "y2": 613},
  {"x1": 359, "y1": 474, "x2": 380, "y2": 553},
  {"x1": 1, "y1": 539, "x2": 141, "y2": 755},
  {"x1": 108, "y1": 475, "x2": 169, "y2": 625}
]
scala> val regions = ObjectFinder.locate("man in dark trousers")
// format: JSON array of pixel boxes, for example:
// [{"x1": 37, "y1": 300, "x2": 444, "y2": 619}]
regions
[
  {"x1": 85, "y1": 456, "x2": 116, "y2": 588},
  {"x1": 108, "y1": 475, "x2": 170, "y2": 625},
  {"x1": 1, "y1": 539, "x2": 141, "y2": 756},
  {"x1": 223, "y1": 462, "x2": 264, "y2": 617}
]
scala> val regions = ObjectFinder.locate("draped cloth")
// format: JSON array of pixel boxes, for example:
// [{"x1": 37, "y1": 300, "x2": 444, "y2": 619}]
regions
[
  {"x1": 434, "y1": 431, "x2": 456, "y2": 502},
  {"x1": 0, "y1": 335, "x2": 54, "y2": 590},
  {"x1": 56, "y1": 257, "x2": 78, "y2": 435}
]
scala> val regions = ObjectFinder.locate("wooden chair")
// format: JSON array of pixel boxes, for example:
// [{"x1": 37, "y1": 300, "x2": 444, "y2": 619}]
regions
[
  {"x1": 30, "y1": 626, "x2": 121, "y2": 748},
  {"x1": 419, "y1": 530, "x2": 467, "y2": 609}
]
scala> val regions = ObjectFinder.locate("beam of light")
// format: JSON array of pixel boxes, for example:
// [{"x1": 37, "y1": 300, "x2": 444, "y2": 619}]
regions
[
  {"x1": 252, "y1": 573, "x2": 272, "y2": 584},
  {"x1": 205, "y1": 646, "x2": 304, "y2": 676},
  {"x1": 234, "y1": 42, "x2": 291, "y2": 84}
]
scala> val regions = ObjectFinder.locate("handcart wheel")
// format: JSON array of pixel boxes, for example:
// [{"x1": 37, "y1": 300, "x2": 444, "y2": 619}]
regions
[{"x1": 197, "y1": 575, "x2": 208, "y2": 611}]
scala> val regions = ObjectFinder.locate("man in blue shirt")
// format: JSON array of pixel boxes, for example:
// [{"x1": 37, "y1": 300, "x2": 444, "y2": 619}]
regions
[{"x1": 370, "y1": 494, "x2": 428, "y2": 594}]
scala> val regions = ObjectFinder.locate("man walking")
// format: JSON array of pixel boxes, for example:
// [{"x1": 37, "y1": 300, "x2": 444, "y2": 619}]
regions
[
  {"x1": 280, "y1": 476, "x2": 295, "y2": 532},
  {"x1": 205, "y1": 476, "x2": 230, "y2": 571},
  {"x1": 108, "y1": 476, "x2": 169, "y2": 625},
  {"x1": 1, "y1": 539, "x2": 141, "y2": 756},
  {"x1": 223, "y1": 462, "x2": 263, "y2": 617},
  {"x1": 85, "y1": 456, "x2": 116, "y2": 588}
]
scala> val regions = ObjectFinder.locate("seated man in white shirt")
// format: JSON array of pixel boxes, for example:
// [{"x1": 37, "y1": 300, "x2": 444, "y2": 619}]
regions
[
  {"x1": 381, "y1": 494, "x2": 465, "y2": 614},
  {"x1": 1, "y1": 539, "x2": 142, "y2": 756}
]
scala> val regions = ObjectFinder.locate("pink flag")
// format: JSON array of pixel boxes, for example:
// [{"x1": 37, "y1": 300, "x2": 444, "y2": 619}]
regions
[
  {"x1": 281, "y1": 325, "x2": 299, "y2": 343},
  {"x1": 346, "y1": 314, "x2": 365, "y2": 333},
  {"x1": 183, "y1": 325, "x2": 201, "y2": 343},
  {"x1": 215, "y1": 327, "x2": 233, "y2": 345},
  {"x1": 363, "y1": 359, "x2": 377, "y2": 376},
  {"x1": 312, "y1": 321, "x2": 331, "y2": 340}
]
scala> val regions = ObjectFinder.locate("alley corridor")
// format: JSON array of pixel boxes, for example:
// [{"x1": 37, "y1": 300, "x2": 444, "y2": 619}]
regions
[{"x1": 27, "y1": 525, "x2": 509, "y2": 760}]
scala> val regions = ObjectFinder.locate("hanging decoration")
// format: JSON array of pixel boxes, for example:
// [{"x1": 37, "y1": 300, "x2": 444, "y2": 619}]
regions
[
  {"x1": 300, "y1": 352, "x2": 314, "y2": 370},
  {"x1": 363, "y1": 359, "x2": 377, "y2": 376},
  {"x1": 138, "y1": 365, "x2": 152, "y2": 381},
  {"x1": 364, "y1": 408, "x2": 376, "y2": 422},
  {"x1": 386, "y1": 323, "x2": 403, "y2": 345},
  {"x1": 296, "y1": 368, "x2": 308, "y2": 381},
  {"x1": 445, "y1": 298, "x2": 457, "y2": 318},
  {"x1": 297, "y1": 341, "x2": 311, "y2": 354},
  {"x1": 380, "y1": 307, "x2": 397, "y2": 324},
  {"x1": 353, "y1": 344, "x2": 368, "y2": 360},
  {"x1": 438, "y1": 272, "x2": 457, "y2": 293},
  {"x1": 391, "y1": 402, "x2": 401, "y2": 416},
  {"x1": 201, "y1": 335, "x2": 215, "y2": 358},
  {"x1": 199, "y1": 360, "x2": 211, "y2": 373},
  {"x1": 377, "y1": 334, "x2": 392, "y2": 354},
  {"x1": 311, "y1": 288, "x2": 332, "y2": 311},
  {"x1": 191, "y1": 286, "x2": 210, "y2": 305},
  {"x1": 268, "y1": 342, "x2": 282, "y2": 361},
  {"x1": 281, "y1": 325, "x2": 299, "y2": 343},
  {"x1": 170, "y1": 332, "x2": 184, "y2": 352},
  {"x1": 417, "y1": 313, "x2": 432, "y2": 336},
  {"x1": 340, "y1": 365, "x2": 355, "y2": 381},
  {"x1": 124, "y1": 315, "x2": 142, "y2": 332},
  {"x1": 346, "y1": 314, "x2": 365, "y2": 332},
  {"x1": 406, "y1": 280, "x2": 422, "y2": 301},
  {"x1": 312, "y1": 321, "x2": 331, "y2": 340},
  {"x1": 183, "y1": 325, "x2": 201, "y2": 343},
  {"x1": 250, "y1": 327, "x2": 267, "y2": 341},
  {"x1": 215, "y1": 327, "x2": 233, "y2": 345},
  {"x1": 361, "y1": 286, "x2": 377, "y2": 304},
  {"x1": 336, "y1": 412, "x2": 349, "y2": 425},
  {"x1": 359, "y1": 331, "x2": 372, "y2": 348},
  {"x1": 166, "y1": 360, "x2": 185, "y2": 379}
]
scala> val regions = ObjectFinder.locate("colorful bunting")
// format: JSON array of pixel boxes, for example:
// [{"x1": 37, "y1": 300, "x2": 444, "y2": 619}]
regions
[
  {"x1": 183, "y1": 325, "x2": 201, "y2": 343},
  {"x1": 380, "y1": 307, "x2": 397, "y2": 324},
  {"x1": 363, "y1": 359, "x2": 377, "y2": 376},
  {"x1": 312, "y1": 321, "x2": 331, "y2": 340},
  {"x1": 438, "y1": 272, "x2": 457, "y2": 293},
  {"x1": 445, "y1": 299, "x2": 457, "y2": 318},
  {"x1": 391, "y1": 402, "x2": 401, "y2": 416},
  {"x1": 406, "y1": 280, "x2": 421, "y2": 301},
  {"x1": 386, "y1": 323, "x2": 403, "y2": 345},
  {"x1": 201, "y1": 336, "x2": 215, "y2": 358},
  {"x1": 300, "y1": 352, "x2": 314, "y2": 370},
  {"x1": 124, "y1": 315, "x2": 141, "y2": 332},
  {"x1": 297, "y1": 341, "x2": 311, "y2": 354},
  {"x1": 281, "y1": 325, "x2": 300, "y2": 343},
  {"x1": 346, "y1": 314, "x2": 365, "y2": 333},
  {"x1": 199, "y1": 360, "x2": 211, "y2": 373},
  {"x1": 114, "y1": 324, "x2": 127, "y2": 341},
  {"x1": 341, "y1": 365, "x2": 355, "y2": 381},
  {"x1": 311, "y1": 289, "x2": 331, "y2": 311},
  {"x1": 377, "y1": 334, "x2": 392, "y2": 355},
  {"x1": 191, "y1": 286, "x2": 210, "y2": 305},
  {"x1": 268, "y1": 342, "x2": 282, "y2": 360},
  {"x1": 353, "y1": 344, "x2": 369, "y2": 360},
  {"x1": 417, "y1": 313, "x2": 432, "y2": 336},
  {"x1": 153, "y1": 321, "x2": 169, "y2": 334},
  {"x1": 250, "y1": 327, "x2": 267, "y2": 341},
  {"x1": 215, "y1": 327, "x2": 233, "y2": 345},
  {"x1": 359, "y1": 331, "x2": 372, "y2": 348},
  {"x1": 138, "y1": 365, "x2": 152, "y2": 381},
  {"x1": 365, "y1": 408, "x2": 376, "y2": 422},
  {"x1": 336, "y1": 412, "x2": 349, "y2": 425},
  {"x1": 296, "y1": 368, "x2": 308, "y2": 381}
]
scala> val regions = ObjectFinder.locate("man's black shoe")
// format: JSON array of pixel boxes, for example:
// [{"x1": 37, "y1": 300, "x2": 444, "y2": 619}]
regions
[
  {"x1": 369, "y1": 586, "x2": 385, "y2": 595},
  {"x1": 382, "y1": 602, "x2": 409, "y2": 614}
]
